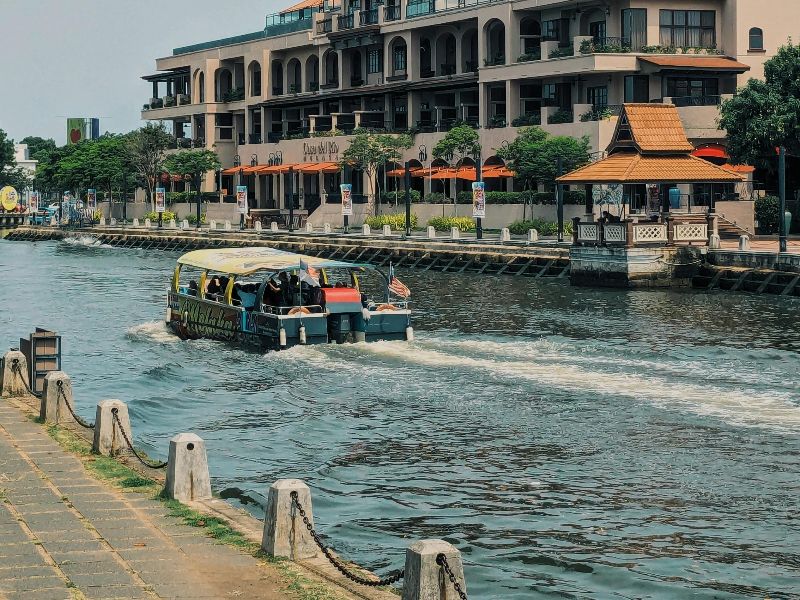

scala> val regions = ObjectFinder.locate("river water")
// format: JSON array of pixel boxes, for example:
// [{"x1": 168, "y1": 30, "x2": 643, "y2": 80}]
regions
[{"x1": 1, "y1": 236, "x2": 799, "y2": 599}]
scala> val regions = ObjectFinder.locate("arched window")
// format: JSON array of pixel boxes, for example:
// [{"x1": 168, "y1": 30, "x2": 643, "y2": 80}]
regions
[{"x1": 749, "y1": 27, "x2": 764, "y2": 50}]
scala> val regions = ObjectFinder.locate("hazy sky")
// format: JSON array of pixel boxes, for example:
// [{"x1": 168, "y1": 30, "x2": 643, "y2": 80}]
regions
[{"x1": 1, "y1": 1, "x2": 281, "y2": 145}]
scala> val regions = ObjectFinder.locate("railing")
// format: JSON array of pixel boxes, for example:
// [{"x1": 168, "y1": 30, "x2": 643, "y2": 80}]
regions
[
  {"x1": 671, "y1": 95, "x2": 722, "y2": 107},
  {"x1": 407, "y1": 0, "x2": 495, "y2": 18},
  {"x1": 580, "y1": 37, "x2": 631, "y2": 54},
  {"x1": 384, "y1": 5, "x2": 401, "y2": 20},
  {"x1": 317, "y1": 18, "x2": 332, "y2": 33},
  {"x1": 484, "y1": 56, "x2": 505, "y2": 66},
  {"x1": 360, "y1": 8, "x2": 378, "y2": 25},
  {"x1": 265, "y1": 11, "x2": 316, "y2": 37},
  {"x1": 249, "y1": 133, "x2": 262, "y2": 144},
  {"x1": 320, "y1": 80, "x2": 339, "y2": 90},
  {"x1": 407, "y1": 0, "x2": 434, "y2": 17},
  {"x1": 337, "y1": 114, "x2": 356, "y2": 131},
  {"x1": 548, "y1": 46, "x2": 574, "y2": 59},
  {"x1": 439, "y1": 64, "x2": 456, "y2": 76},
  {"x1": 338, "y1": 13, "x2": 354, "y2": 29},
  {"x1": 574, "y1": 218, "x2": 711, "y2": 248},
  {"x1": 579, "y1": 104, "x2": 622, "y2": 122},
  {"x1": 673, "y1": 222, "x2": 708, "y2": 242}
]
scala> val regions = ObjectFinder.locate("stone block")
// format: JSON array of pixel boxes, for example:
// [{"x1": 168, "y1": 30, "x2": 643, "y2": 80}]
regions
[
  {"x1": 164, "y1": 433, "x2": 212, "y2": 502},
  {"x1": 323, "y1": 223, "x2": 332, "y2": 234},
  {"x1": 709, "y1": 233, "x2": 721, "y2": 249},
  {"x1": 427, "y1": 226, "x2": 436, "y2": 239},
  {"x1": 261, "y1": 479, "x2": 317, "y2": 559},
  {"x1": 132, "y1": 218, "x2": 140, "y2": 228},
  {"x1": 528, "y1": 229, "x2": 539, "y2": 242},
  {"x1": 40, "y1": 371, "x2": 72, "y2": 424},
  {"x1": 181, "y1": 219, "x2": 189, "y2": 230},
  {"x1": 92, "y1": 399, "x2": 131, "y2": 457},
  {"x1": 402, "y1": 539, "x2": 466, "y2": 600},
  {"x1": 1, "y1": 350, "x2": 29, "y2": 397},
  {"x1": 99, "y1": 217, "x2": 106, "y2": 226},
  {"x1": 738, "y1": 235, "x2": 750, "y2": 251},
  {"x1": 306, "y1": 222, "x2": 314, "y2": 233},
  {"x1": 254, "y1": 221, "x2": 262, "y2": 231},
  {"x1": 144, "y1": 218, "x2": 152, "y2": 228},
  {"x1": 383, "y1": 224, "x2": 392, "y2": 236},
  {"x1": 362, "y1": 224, "x2": 371, "y2": 235},
  {"x1": 271, "y1": 221, "x2": 279, "y2": 232},
  {"x1": 209, "y1": 220, "x2": 217, "y2": 229},
  {"x1": 224, "y1": 220, "x2": 232, "y2": 231},
  {"x1": 109, "y1": 218, "x2": 117, "y2": 226},
  {"x1": 168, "y1": 219, "x2": 177, "y2": 229},
  {"x1": 450, "y1": 227, "x2": 459, "y2": 240},
  {"x1": 500, "y1": 228, "x2": 511, "y2": 242}
]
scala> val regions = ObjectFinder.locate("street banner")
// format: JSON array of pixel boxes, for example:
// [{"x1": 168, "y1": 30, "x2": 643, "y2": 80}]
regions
[
  {"x1": 0, "y1": 186, "x2": 19, "y2": 211},
  {"x1": 67, "y1": 118, "x2": 86, "y2": 145},
  {"x1": 471, "y1": 181, "x2": 486, "y2": 218},
  {"x1": 29, "y1": 192, "x2": 39, "y2": 213},
  {"x1": 340, "y1": 184, "x2": 353, "y2": 216},
  {"x1": 87, "y1": 189, "x2": 97, "y2": 211},
  {"x1": 236, "y1": 186, "x2": 248, "y2": 214},
  {"x1": 155, "y1": 188, "x2": 166, "y2": 213}
]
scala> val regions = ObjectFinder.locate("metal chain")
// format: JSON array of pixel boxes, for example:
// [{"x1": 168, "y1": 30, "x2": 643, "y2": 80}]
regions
[
  {"x1": 10, "y1": 360, "x2": 39, "y2": 397},
  {"x1": 57, "y1": 382, "x2": 95, "y2": 429},
  {"x1": 436, "y1": 554, "x2": 468, "y2": 600},
  {"x1": 290, "y1": 491, "x2": 404, "y2": 587},
  {"x1": 111, "y1": 408, "x2": 168, "y2": 469}
]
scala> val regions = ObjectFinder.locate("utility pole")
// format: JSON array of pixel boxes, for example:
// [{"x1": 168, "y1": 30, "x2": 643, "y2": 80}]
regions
[
  {"x1": 475, "y1": 151, "x2": 483, "y2": 240},
  {"x1": 779, "y1": 146, "x2": 787, "y2": 253},
  {"x1": 556, "y1": 156, "x2": 564, "y2": 243},
  {"x1": 287, "y1": 166, "x2": 294, "y2": 232},
  {"x1": 404, "y1": 160, "x2": 411, "y2": 237}
]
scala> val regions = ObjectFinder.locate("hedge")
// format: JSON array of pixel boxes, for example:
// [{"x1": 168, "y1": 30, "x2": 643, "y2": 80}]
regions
[
  {"x1": 454, "y1": 190, "x2": 587, "y2": 205},
  {"x1": 427, "y1": 216, "x2": 476, "y2": 232},
  {"x1": 364, "y1": 212, "x2": 418, "y2": 231},
  {"x1": 144, "y1": 210, "x2": 177, "y2": 222},
  {"x1": 381, "y1": 189, "x2": 421, "y2": 204},
  {"x1": 508, "y1": 218, "x2": 574, "y2": 236},
  {"x1": 755, "y1": 195, "x2": 780, "y2": 234}
]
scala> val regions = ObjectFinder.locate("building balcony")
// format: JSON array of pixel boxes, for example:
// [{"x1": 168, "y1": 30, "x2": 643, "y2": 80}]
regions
[
  {"x1": 317, "y1": 17, "x2": 332, "y2": 34},
  {"x1": 384, "y1": 5, "x2": 401, "y2": 21},
  {"x1": 360, "y1": 8, "x2": 378, "y2": 25},
  {"x1": 337, "y1": 13, "x2": 354, "y2": 30}
]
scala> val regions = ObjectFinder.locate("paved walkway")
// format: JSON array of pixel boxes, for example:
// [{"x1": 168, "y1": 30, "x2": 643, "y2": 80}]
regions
[
  {"x1": 719, "y1": 238, "x2": 800, "y2": 253},
  {"x1": 0, "y1": 401, "x2": 288, "y2": 600}
]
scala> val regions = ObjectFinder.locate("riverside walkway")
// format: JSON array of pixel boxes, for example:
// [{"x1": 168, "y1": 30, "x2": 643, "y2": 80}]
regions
[{"x1": 0, "y1": 398, "x2": 288, "y2": 600}]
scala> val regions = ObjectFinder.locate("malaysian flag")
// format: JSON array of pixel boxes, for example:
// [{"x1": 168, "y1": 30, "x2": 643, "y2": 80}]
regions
[
  {"x1": 388, "y1": 264, "x2": 411, "y2": 298},
  {"x1": 299, "y1": 258, "x2": 320, "y2": 286}
]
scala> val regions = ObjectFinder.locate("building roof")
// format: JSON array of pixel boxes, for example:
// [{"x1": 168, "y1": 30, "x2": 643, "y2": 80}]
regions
[
  {"x1": 281, "y1": 0, "x2": 322, "y2": 13},
  {"x1": 618, "y1": 104, "x2": 695, "y2": 153},
  {"x1": 638, "y1": 56, "x2": 751, "y2": 72},
  {"x1": 556, "y1": 152, "x2": 744, "y2": 184}
]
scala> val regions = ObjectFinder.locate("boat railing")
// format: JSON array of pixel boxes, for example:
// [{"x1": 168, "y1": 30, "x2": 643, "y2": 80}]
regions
[{"x1": 260, "y1": 304, "x2": 325, "y2": 315}]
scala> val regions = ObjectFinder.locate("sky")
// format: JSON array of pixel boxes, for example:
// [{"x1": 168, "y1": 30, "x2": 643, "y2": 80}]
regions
[{"x1": 1, "y1": 1, "x2": 280, "y2": 145}]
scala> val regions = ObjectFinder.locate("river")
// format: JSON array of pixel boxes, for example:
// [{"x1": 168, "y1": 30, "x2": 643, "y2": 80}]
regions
[{"x1": 1, "y1": 236, "x2": 798, "y2": 599}]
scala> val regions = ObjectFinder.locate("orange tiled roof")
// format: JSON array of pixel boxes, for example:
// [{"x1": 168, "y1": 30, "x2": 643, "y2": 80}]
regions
[
  {"x1": 556, "y1": 152, "x2": 744, "y2": 184},
  {"x1": 721, "y1": 163, "x2": 756, "y2": 174},
  {"x1": 638, "y1": 56, "x2": 751, "y2": 71},
  {"x1": 281, "y1": 0, "x2": 322, "y2": 13},
  {"x1": 621, "y1": 104, "x2": 694, "y2": 153}
]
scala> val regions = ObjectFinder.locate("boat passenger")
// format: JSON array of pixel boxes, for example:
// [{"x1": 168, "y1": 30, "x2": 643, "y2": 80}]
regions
[
  {"x1": 288, "y1": 274, "x2": 302, "y2": 306},
  {"x1": 206, "y1": 277, "x2": 221, "y2": 299},
  {"x1": 188, "y1": 280, "x2": 198, "y2": 296}
]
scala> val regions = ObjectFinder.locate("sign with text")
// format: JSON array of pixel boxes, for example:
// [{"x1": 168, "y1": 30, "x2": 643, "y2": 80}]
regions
[
  {"x1": 236, "y1": 186, "x2": 248, "y2": 214},
  {"x1": 304, "y1": 140, "x2": 339, "y2": 162},
  {"x1": 340, "y1": 184, "x2": 353, "y2": 216},
  {"x1": 155, "y1": 188, "x2": 166, "y2": 213},
  {"x1": 471, "y1": 181, "x2": 486, "y2": 218},
  {"x1": 0, "y1": 186, "x2": 19, "y2": 211},
  {"x1": 87, "y1": 189, "x2": 97, "y2": 211}
]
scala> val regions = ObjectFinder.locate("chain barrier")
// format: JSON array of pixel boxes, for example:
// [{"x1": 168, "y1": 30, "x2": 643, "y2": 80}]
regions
[
  {"x1": 111, "y1": 408, "x2": 168, "y2": 469},
  {"x1": 290, "y1": 491, "x2": 404, "y2": 587},
  {"x1": 57, "y1": 381, "x2": 95, "y2": 429},
  {"x1": 436, "y1": 554, "x2": 468, "y2": 600},
  {"x1": 10, "y1": 359, "x2": 39, "y2": 397}
]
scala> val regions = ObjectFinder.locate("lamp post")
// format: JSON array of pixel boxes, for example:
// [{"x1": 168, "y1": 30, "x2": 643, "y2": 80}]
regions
[
  {"x1": 287, "y1": 166, "x2": 295, "y2": 232},
  {"x1": 404, "y1": 160, "x2": 411, "y2": 237},
  {"x1": 779, "y1": 146, "x2": 787, "y2": 253},
  {"x1": 474, "y1": 149, "x2": 483, "y2": 240},
  {"x1": 556, "y1": 156, "x2": 564, "y2": 243},
  {"x1": 122, "y1": 174, "x2": 128, "y2": 224}
]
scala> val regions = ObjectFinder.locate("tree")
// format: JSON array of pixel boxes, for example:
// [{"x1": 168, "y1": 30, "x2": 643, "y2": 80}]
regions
[
  {"x1": 0, "y1": 129, "x2": 32, "y2": 192},
  {"x1": 19, "y1": 136, "x2": 57, "y2": 162},
  {"x1": 165, "y1": 149, "x2": 221, "y2": 226},
  {"x1": 126, "y1": 122, "x2": 171, "y2": 208},
  {"x1": 719, "y1": 43, "x2": 800, "y2": 170},
  {"x1": 55, "y1": 135, "x2": 132, "y2": 199},
  {"x1": 498, "y1": 126, "x2": 591, "y2": 190},
  {"x1": 0, "y1": 129, "x2": 15, "y2": 172},
  {"x1": 340, "y1": 133, "x2": 412, "y2": 215},
  {"x1": 432, "y1": 123, "x2": 481, "y2": 162}
]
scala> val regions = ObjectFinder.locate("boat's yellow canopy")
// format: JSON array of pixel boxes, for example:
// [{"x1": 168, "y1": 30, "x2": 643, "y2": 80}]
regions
[{"x1": 177, "y1": 247, "x2": 368, "y2": 276}]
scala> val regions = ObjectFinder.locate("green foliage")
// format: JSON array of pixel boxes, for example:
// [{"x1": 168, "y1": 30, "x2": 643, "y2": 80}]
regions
[
  {"x1": 498, "y1": 126, "x2": 590, "y2": 190},
  {"x1": 164, "y1": 149, "x2": 221, "y2": 179},
  {"x1": 548, "y1": 47, "x2": 574, "y2": 59},
  {"x1": 364, "y1": 212, "x2": 417, "y2": 230},
  {"x1": 719, "y1": 43, "x2": 800, "y2": 169},
  {"x1": 427, "y1": 216, "x2": 476, "y2": 232},
  {"x1": 509, "y1": 218, "x2": 573, "y2": 236},
  {"x1": 19, "y1": 136, "x2": 57, "y2": 161},
  {"x1": 755, "y1": 195, "x2": 780, "y2": 234},
  {"x1": 144, "y1": 210, "x2": 177, "y2": 222},
  {"x1": 432, "y1": 123, "x2": 480, "y2": 161},
  {"x1": 547, "y1": 110, "x2": 574, "y2": 124},
  {"x1": 425, "y1": 192, "x2": 448, "y2": 204},
  {"x1": 341, "y1": 133, "x2": 412, "y2": 211},
  {"x1": 0, "y1": 129, "x2": 30, "y2": 191},
  {"x1": 0, "y1": 129, "x2": 14, "y2": 171},
  {"x1": 311, "y1": 128, "x2": 344, "y2": 137},
  {"x1": 512, "y1": 114, "x2": 541, "y2": 127},
  {"x1": 380, "y1": 189, "x2": 421, "y2": 203},
  {"x1": 127, "y1": 122, "x2": 172, "y2": 202},
  {"x1": 54, "y1": 134, "x2": 134, "y2": 196},
  {"x1": 186, "y1": 213, "x2": 208, "y2": 225}
]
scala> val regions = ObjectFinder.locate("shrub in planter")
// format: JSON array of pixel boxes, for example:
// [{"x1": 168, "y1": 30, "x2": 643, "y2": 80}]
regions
[
  {"x1": 755, "y1": 195, "x2": 780, "y2": 234},
  {"x1": 425, "y1": 192, "x2": 448, "y2": 204},
  {"x1": 427, "y1": 216, "x2": 476, "y2": 232},
  {"x1": 364, "y1": 212, "x2": 418, "y2": 231},
  {"x1": 144, "y1": 210, "x2": 177, "y2": 222},
  {"x1": 381, "y1": 189, "x2": 421, "y2": 204},
  {"x1": 508, "y1": 218, "x2": 573, "y2": 236},
  {"x1": 186, "y1": 213, "x2": 208, "y2": 225}
]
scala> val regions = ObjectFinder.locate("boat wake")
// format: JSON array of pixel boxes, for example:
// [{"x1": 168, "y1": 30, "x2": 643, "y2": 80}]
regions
[
  {"x1": 62, "y1": 236, "x2": 113, "y2": 248},
  {"x1": 126, "y1": 321, "x2": 179, "y2": 344}
]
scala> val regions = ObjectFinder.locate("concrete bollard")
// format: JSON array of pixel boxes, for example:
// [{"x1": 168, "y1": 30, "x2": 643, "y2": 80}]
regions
[
  {"x1": 402, "y1": 539, "x2": 467, "y2": 600},
  {"x1": 709, "y1": 233, "x2": 721, "y2": 249},
  {"x1": 224, "y1": 220, "x2": 232, "y2": 231},
  {"x1": 209, "y1": 219, "x2": 216, "y2": 229},
  {"x1": 383, "y1": 224, "x2": 392, "y2": 236},
  {"x1": 262, "y1": 479, "x2": 317, "y2": 559},
  {"x1": 500, "y1": 227, "x2": 511, "y2": 242},
  {"x1": 1, "y1": 350, "x2": 30, "y2": 397},
  {"x1": 362, "y1": 224, "x2": 371, "y2": 235},
  {"x1": 181, "y1": 219, "x2": 189, "y2": 230},
  {"x1": 50, "y1": 216, "x2": 57, "y2": 226},
  {"x1": 427, "y1": 226, "x2": 436, "y2": 239},
  {"x1": 164, "y1": 433, "x2": 212, "y2": 502},
  {"x1": 99, "y1": 217, "x2": 106, "y2": 226},
  {"x1": 40, "y1": 371, "x2": 72, "y2": 424},
  {"x1": 306, "y1": 222, "x2": 314, "y2": 233},
  {"x1": 144, "y1": 218, "x2": 152, "y2": 228},
  {"x1": 132, "y1": 218, "x2": 140, "y2": 228},
  {"x1": 92, "y1": 399, "x2": 132, "y2": 457},
  {"x1": 450, "y1": 227, "x2": 460, "y2": 240},
  {"x1": 271, "y1": 221, "x2": 279, "y2": 232},
  {"x1": 110, "y1": 218, "x2": 117, "y2": 227},
  {"x1": 528, "y1": 229, "x2": 539, "y2": 242},
  {"x1": 738, "y1": 235, "x2": 750, "y2": 251},
  {"x1": 254, "y1": 220, "x2": 262, "y2": 231},
  {"x1": 168, "y1": 219, "x2": 177, "y2": 229},
  {"x1": 323, "y1": 223, "x2": 332, "y2": 234}
]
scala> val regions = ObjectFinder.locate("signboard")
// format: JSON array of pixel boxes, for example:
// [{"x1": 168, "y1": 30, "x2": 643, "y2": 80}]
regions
[
  {"x1": 340, "y1": 184, "x2": 353, "y2": 216},
  {"x1": 0, "y1": 186, "x2": 19, "y2": 211},
  {"x1": 471, "y1": 181, "x2": 486, "y2": 218},
  {"x1": 155, "y1": 188, "x2": 166, "y2": 213},
  {"x1": 87, "y1": 189, "x2": 97, "y2": 211},
  {"x1": 66, "y1": 118, "x2": 86, "y2": 145},
  {"x1": 236, "y1": 186, "x2": 248, "y2": 214},
  {"x1": 29, "y1": 192, "x2": 40, "y2": 213}
]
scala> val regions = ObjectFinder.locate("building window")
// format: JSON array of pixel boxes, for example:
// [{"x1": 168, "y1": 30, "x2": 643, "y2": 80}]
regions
[
  {"x1": 624, "y1": 75, "x2": 649, "y2": 102},
  {"x1": 367, "y1": 49, "x2": 383, "y2": 74},
  {"x1": 589, "y1": 21, "x2": 606, "y2": 43},
  {"x1": 622, "y1": 8, "x2": 647, "y2": 51},
  {"x1": 666, "y1": 77, "x2": 719, "y2": 100},
  {"x1": 586, "y1": 86, "x2": 608, "y2": 108},
  {"x1": 659, "y1": 10, "x2": 716, "y2": 48},
  {"x1": 749, "y1": 27, "x2": 764, "y2": 50},
  {"x1": 543, "y1": 18, "x2": 570, "y2": 47},
  {"x1": 392, "y1": 46, "x2": 407, "y2": 72}
]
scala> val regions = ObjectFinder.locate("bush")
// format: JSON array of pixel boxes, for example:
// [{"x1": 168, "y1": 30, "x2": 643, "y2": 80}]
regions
[
  {"x1": 425, "y1": 192, "x2": 448, "y2": 204},
  {"x1": 381, "y1": 189, "x2": 421, "y2": 204},
  {"x1": 547, "y1": 110, "x2": 574, "y2": 124},
  {"x1": 427, "y1": 216, "x2": 476, "y2": 232},
  {"x1": 512, "y1": 114, "x2": 541, "y2": 127},
  {"x1": 508, "y1": 218, "x2": 573, "y2": 236},
  {"x1": 364, "y1": 212, "x2": 418, "y2": 231},
  {"x1": 755, "y1": 195, "x2": 780, "y2": 234},
  {"x1": 144, "y1": 210, "x2": 177, "y2": 222},
  {"x1": 186, "y1": 213, "x2": 208, "y2": 225}
]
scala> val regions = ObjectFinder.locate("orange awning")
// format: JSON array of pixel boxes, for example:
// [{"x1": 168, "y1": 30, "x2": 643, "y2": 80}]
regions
[
  {"x1": 429, "y1": 168, "x2": 458, "y2": 180},
  {"x1": 222, "y1": 165, "x2": 265, "y2": 175},
  {"x1": 221, "y1": 166, "x2": 240, "y2": 175},
  {"x1": 297, "y1": 162, "x2": 340, "y2": 173},
  {"x1": 257, "y1": 163, "x2": 298, "y2": 174},
  {"x1": 721, "y1": 163, "x2": 755, "y2": 174},
  {"x1": 387, "y1": 166, "x2": 424, "y2": 177},
  {"x1": 638, "y1": 56, "x2": 751, "y2": 72},
  {"x1": 692, "y1": 144, "x2": 729, "y2": 160},
  {"x1": 454, "y1": 167, "x2": 477, "y2": 181},
  {"x1": 483, "y1": 166, "x2": 515, "y2": 178}
]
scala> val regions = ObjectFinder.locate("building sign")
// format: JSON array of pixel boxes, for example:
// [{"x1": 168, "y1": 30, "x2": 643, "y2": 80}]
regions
[
  {"x1": 155, "y1": 188, "x2": 166, "y2": 213},
  {"x1": 340, "y1": 184, "x2": 353, "y2": 216},
  {"x1": 303, "y1": 140, "x2": 339, "y2": 162},
  {"x1": 236, "y1": 186, "x2": 248, "y2": 214},
  {"x1": 0, "y1": 186, "x2": 19, "y2": 211},
  {"x1": 87, "y1": 189, "x2": 97, "y2": 211},
  {"x1": 29, "y1": 192, "x2": 39, "y2": 213},
  {"x1": 471, "y1": 181, "x2": 486, "y2": 218}
]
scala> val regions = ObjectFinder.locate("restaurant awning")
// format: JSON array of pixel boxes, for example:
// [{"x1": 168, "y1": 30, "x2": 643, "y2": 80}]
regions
[
  {"x1": 387, "y1": 166, "x2": 423, "y2": 177},
  {"x1": 556, "y1": 151, "x2": 744, "y2": 184},
  {"x1": 256, "y1": 164, "x2": 296, "y2": 174},
  {"x1": 221, "y1": 167, "x2": 240, "y2": 175},
  {"x1": 221, "y1": 165, "x2": 264, "y2": 176},
  {"x1": 692, "y1": 144, "x2": 729, "y2": 160},
  {"x1": 483, "y1": 166, "x2": 515, "y2": 178},
  {"x1": 296, "y1": 162, "x2": 340, "y2": 173}
]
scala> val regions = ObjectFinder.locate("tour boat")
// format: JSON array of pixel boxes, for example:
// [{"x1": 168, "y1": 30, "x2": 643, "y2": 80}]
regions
[{"x1": 166, "y1": 248, "x2": 412, "y2": 350}]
